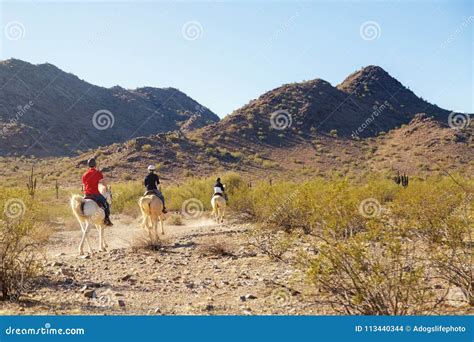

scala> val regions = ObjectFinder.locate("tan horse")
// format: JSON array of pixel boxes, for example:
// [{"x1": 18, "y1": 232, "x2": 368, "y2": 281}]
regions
[
  {"x1": 211, "y1": 195, "x2": 226, "y2": 223},
  {"x1": 138, "y1": 195, "x2": 165, "y2": 239},
  {"x1": 70, "y1": 184, "x2": 112, "y2": 255}
]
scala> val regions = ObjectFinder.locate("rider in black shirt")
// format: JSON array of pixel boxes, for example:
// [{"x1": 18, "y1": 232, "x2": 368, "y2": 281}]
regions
[
  {"x1": 144, "y1": 165, "x2": 167, "y2": 213},
  {"x1": 213, "y1": 177, "x2": 228, "y2": 202}
]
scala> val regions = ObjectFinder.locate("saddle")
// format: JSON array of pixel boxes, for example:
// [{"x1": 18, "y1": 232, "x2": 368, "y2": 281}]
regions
[
  {"x1": 83, "y1": 195, "x2": 105, "y2": 210},
  {"x1": 144, "y1": 190, "x2": 159, "y2": 197}
]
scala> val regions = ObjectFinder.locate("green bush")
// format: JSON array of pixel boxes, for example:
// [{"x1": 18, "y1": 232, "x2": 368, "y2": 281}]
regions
[
  {"x1": 231, "y1": 176, "x2": 474, "y2": 312},
  {"x1": 0, "y1": 189, "x2": 47, "y2": 300}
]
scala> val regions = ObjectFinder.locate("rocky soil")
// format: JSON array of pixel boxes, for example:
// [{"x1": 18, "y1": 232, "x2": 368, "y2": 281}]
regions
[{"x1": 0, "y1": 215, "x2": 329, "y2": 315}]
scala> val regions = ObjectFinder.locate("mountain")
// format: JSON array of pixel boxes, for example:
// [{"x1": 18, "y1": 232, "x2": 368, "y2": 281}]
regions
[
  {"x1": 196, "y1": 65, "x2": 458, "y2": 148},
  {"x1": 0, "y1": 59, "x2": 219, "y2": 156},
  {"x1": 0, "y1": 65, "x2": 471, "y2": 184}
]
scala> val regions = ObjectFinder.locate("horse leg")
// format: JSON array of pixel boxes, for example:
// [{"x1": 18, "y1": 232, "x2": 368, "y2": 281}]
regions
[
  {"x1": 153, "y1": 217, "x2": 159, "y2": 240},
  {"x1": 160, "y1": 216, "x2": 165, "y2": 235},
  {"x1": 79, "y1": 222, "x2": 91, "y2": 255},
  {"x1": 98, "y1": 225, "x2": 105, "y2": 252},
  {"x1": 147, "y1": 217, "x2": 153, "y2": 241},
  {"x1": 79, "y1": 221, "x2": 93, "y2": 254},
  {"x1": 220, "y1": 207, "x2": 225, "y2": 223},
  {"x1": 101, "y1": 225, "x2": 108, "y2": 251}
]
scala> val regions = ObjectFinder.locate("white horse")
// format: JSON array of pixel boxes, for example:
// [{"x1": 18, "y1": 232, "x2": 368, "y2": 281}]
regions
[
  {"x1": 138, "y1": 194, "x2": 165, "y2": 240},
  {"x1": 211, "y1": 195, "x2": 226, "y2": 223},
  {"x1": 70, "y1": 184, "x2": 112, "y2": 255}
]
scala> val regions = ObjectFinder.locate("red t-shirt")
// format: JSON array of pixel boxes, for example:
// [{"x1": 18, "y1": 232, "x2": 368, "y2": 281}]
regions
[{"x1": 82, "y1": 168, "x2": 103, "y2": 195}]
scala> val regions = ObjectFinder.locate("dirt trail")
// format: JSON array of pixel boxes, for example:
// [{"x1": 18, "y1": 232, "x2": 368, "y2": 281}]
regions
[
  {"x1": 2, "y1": 212, "x2": 329, "y2": 315},
  {"x1": 46, "y1": 214, "x2": 229, "y2": 257}
]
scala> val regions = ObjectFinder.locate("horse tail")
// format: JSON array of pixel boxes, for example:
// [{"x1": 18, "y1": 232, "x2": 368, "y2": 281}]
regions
[
  {"x1": 71, "y1": 194, "x2": 86, "y2": 219},
  {"x1": 139, "y1": 196, "x2": 152, "y2": 229}
]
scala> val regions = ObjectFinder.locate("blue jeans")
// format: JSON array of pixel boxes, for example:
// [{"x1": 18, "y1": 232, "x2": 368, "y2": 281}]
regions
[
  {"x1": 86, "y1": 193, "x2": 110, "y2": 218},
  {"x1": 145, "y1": 189, "x2": 166, "y2": 207}
]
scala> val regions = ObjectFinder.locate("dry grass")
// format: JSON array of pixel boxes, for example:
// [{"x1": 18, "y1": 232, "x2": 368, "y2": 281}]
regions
[
  {"x1": 166, "y1": 213, "x2": 184, "y2": 226},
  {"x1": 197, "y1": 237, "x2": 234, "y2": 257},
  {"x1": 131, "y1": 233, "x2": 167, "y2": 252}
]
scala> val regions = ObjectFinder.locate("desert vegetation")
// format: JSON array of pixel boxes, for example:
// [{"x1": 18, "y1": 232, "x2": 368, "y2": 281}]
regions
[
  {"x1": 229, "y1": 175, "x2": 473, "y2": 314},
  {"x1": 0, "y1": 171, "x2": 472, "y2": 314}
]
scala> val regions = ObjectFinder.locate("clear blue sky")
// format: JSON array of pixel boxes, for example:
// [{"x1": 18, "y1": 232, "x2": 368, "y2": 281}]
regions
[{"x1": 1, "y1": 0, "x2": 472, "y2": 117}]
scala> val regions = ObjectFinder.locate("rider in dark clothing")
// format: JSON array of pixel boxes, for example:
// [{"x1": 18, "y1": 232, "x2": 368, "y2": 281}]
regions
[
  {"x1": 214, "y1": 179, "x2": 225, "y2": 193},
  {"x1": 213, "y1": 177, "x2": 228, "y2": 202},
  {"x1": 144, "y1": 165, "x2": 167, "y2": 213}
]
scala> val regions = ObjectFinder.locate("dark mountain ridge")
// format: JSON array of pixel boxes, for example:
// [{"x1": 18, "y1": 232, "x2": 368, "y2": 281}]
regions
[{"x1": 0, "y1": 59, "x2": 219, "y2": 156}]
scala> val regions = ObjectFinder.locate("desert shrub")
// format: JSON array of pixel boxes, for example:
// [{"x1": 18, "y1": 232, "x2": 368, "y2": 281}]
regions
[
  {"x1": 111, "y1": 182, "x2": 143, "y2": 215},
  {"x1": 132, "y1": 233, "x2": 165, "y2": 251},
  {"x1": 0, "y1": 190, "x2": 46, "y2": 300},
  {"x1": 262, "y1": 160, "x2": 278, "y2": 169},
  {"x1": 141, "y1": 144, "x2": 152, "y2": 152},
  {"x1": 389, "y1": 177, "x2": 469, "y2": 242},
  {"x1": 197, "y1": 237, "x2": 234, "y2": 257},
  {"x1": 167, "y1": 213, "x2": 184, "y2": 225},
  {"x1": 233, "y1": 176, "x2": 473, "y2": 312},
  {"x1": 308, "y1": 231, "x2": 438, "y2": 314},
  {"x1": 230, "y1": 151, "x2": 243, "y2": 159},
  {"x1": 429, "y1": 193, "x2": 473, "y2": 305}
]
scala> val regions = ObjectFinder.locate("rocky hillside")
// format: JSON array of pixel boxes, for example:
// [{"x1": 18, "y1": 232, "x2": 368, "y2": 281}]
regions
[
  {"x1": 0, "y1": 65, "x2": 471, "y2": 184},
  {"x1": 197, "y1": 66, "x2": 458, "y2": 147},
  {"x1": 0, "y1": 59, "x2": 219, "y2": 157}
]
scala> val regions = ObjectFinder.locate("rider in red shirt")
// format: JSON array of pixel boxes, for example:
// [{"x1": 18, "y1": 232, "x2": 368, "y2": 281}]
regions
[{"x1": 82, "y1": 158, "x2": 113, "y2": 226}]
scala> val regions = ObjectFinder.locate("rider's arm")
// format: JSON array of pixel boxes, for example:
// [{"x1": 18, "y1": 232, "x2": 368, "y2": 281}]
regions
[
  {"x1": 98, "y1": 170, "x2": 108, "y2": 189},
  {"x1": 155, "y1": 175, "x2": 161, "y2": 191}
]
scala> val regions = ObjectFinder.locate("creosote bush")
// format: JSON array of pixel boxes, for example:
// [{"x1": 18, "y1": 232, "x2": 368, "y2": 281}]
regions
[
  {"x1": 232, "y1": 175, "x2": 473, "y2": 314},
  {"x1": 0, "y1": 190, "x2": 46, "y2": 300}
]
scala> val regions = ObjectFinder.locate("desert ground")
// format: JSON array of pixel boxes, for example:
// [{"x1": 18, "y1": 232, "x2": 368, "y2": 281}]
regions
[
  {"x1": 0, "y1": 213, "x2": 331, "y2": 315},
  {"x1": 1, "y1": 206, "x2": 472, "y2": 316}
]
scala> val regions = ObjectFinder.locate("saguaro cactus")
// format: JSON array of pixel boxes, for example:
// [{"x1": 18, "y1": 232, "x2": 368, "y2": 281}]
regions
[
  {"x1": 393, "y1": 171, "x2": 409, "y2": 188},
  {"x1": 27, "y1": 166, "x2": 37, "y2": 199},
  {"x1": 55, "y1": 179, "x2": 59, "y2": 199}
]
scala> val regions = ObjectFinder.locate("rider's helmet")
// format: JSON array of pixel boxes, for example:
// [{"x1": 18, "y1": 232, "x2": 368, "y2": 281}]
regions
[
  {"x1": 148, "y1": 165, "x2": 156, "y2": 172},
  {"x1": 88, "y1": 158, "x2": 96, "y2": 168},
  {"x1": 216, "y1": 177, "x2": 221, "y2": 182}
]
